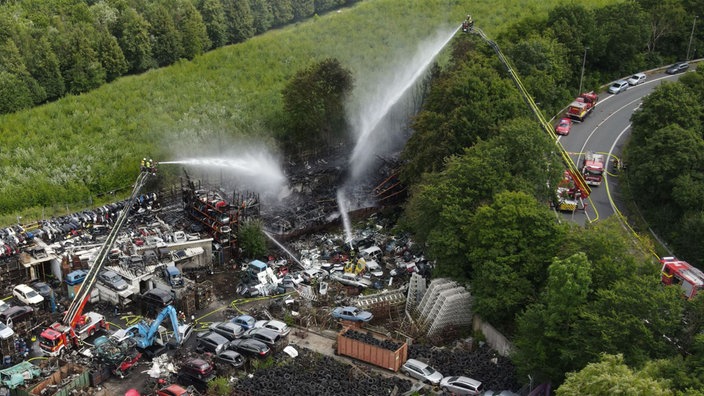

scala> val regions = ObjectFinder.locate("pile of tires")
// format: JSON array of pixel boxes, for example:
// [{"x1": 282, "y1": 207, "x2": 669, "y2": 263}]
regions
[
  {"x1": 409, "y1": 344, "x2": 520, "y2": 391},
  {"x1": 233, "y1": 349, "x2": 413, "y2": 395},
  {"x1": 342, "y1": 329, "x2": 403, "y2": 351}
]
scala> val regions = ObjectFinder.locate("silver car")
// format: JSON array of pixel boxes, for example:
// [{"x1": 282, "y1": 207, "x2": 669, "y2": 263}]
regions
[
  {"x1": 608, "y1": 80, "x2": 628, "y2": 94},
  {"x1": 440, "y1": 375, "x2": 484, "y2": 395},
  {"x1": 401, "y1": 358, "x2": 443, "y2": 385}
]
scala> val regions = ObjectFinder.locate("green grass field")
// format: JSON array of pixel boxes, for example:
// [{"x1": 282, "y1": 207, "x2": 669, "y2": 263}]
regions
[{"x1": 0, "y1": 0, "x2": 620, "y2": 223}]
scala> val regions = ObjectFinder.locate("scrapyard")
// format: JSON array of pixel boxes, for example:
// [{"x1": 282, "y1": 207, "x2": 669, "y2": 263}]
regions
[{"x1": 0, "y1": 160, "x2": 526, "y2": 396}]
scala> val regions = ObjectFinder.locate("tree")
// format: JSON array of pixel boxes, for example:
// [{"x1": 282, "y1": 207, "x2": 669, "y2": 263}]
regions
[
  {"x1": 281, "y1": 58, "x2": 353, "y2": 156},
  {"x1": 465, "y1": 191, "x2": 565, "y2": 324},
  {"x1": 250, "y1": 0, "x2": 274, "y2": 34},
  {"x1": 224, "y1": 0, "x2": 255, "y2": 44},
  {"x1": 637, "y1": 0, "x2": 687, "y2": 54},
  {"x1": 630, "y1": 83, "x2": 702, "y2": 140},
  {"x1": 0, "y1": 39, "x2": 46, "y2": 105},
  {"x1": 146, "y1": 4, "x2": 183, "y2": 66},
  {"x1": 116, "y1": 7, "x2": 154, "y2": 73},
  {"x1": 270, "y1": 0, "x2": 294, "y2": 27},
  {"x1": 175, "y1": 1, "x2": 210, "y2": 59},
  {"x1": 237, "y1": 219, "x2": 267, "y2": 259},
  {"x1": 198, "y1": 0, "x2": 227, "y2": 49},
  {"x1": 575, "y1": 274, "x2": 683, "y2": 368},
  {"x1": 56, "y1": 24, "x2": 107, "y2": 94},
  {"x1": 513, "y1": 253, "x2": 593, "y2": 383},
  {"x1": 0, "y1": 71, "x2": 33, "y2": 114},
  {"x1": 24, "y1": 35, "x2": 65, "y2": 101},
  {"x1": 95, "y1": 29, "x2": 128, "y2": 81},
  {"x1": 557, "y1": 354, "x2": 673, "y2": 396},
  {"x1": 291, "y1": 0, "x2": 314, "y2": 21}
]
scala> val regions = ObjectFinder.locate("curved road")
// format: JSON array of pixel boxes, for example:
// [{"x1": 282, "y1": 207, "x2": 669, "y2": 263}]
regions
[{"x1": 556, "y1": 70, "x2": 693, "y2": 224}]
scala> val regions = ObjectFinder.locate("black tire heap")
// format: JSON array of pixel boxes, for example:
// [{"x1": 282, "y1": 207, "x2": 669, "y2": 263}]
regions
[
  {"x1": 342, "y1": 329, "x2": 403, "y2": 351},
  {"x1": 233, "y1": 349, "x2": 413, "y2": 395},
  {"x1": 409, "y1": 344, "x2": 520, "y2": 392}
]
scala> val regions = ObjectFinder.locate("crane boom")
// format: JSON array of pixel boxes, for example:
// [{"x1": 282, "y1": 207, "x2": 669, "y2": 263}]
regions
[{"x1": 63, "y1": 170, "x2": 152, "y2": 327}]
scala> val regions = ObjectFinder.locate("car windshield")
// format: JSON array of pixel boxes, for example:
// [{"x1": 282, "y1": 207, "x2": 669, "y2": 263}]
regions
[
  {"x1": 423, "y1": 366, "x2": 436, "y2": 375},
  {"x1": 26, "y1": 290, "x2": 38, "y2": 298}
]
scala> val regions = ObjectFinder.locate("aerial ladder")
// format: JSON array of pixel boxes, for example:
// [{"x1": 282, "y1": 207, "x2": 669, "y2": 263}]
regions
[
  {"x1": 43, "y1": 165, "x2": 155, "y2": 351},
  {"x1": 469, "y1": 25, "x2": 593, "y2": 211}
]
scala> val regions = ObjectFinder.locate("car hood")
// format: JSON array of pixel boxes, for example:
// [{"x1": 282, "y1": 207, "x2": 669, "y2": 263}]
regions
[{"x1": 428, "y1": 371, "x2": 444, "y2": 384}]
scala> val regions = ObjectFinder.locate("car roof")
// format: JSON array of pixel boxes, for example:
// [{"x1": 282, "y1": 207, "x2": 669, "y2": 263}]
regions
[
  {"x1": 405, "y1": 358, "x2": 430, "y2": 367},
  {"x1": 447, "y1": 375, "x2": 482, "y2": 386},
  {"x1": 200, "y1": 331, "x2": 229, "y2": 342},
  {"x1": 14, "y1": 284, "x2": 33, "y2": 292},
  {"x1": 144, "y1": 288, "x2": 171, "y2": 297}
]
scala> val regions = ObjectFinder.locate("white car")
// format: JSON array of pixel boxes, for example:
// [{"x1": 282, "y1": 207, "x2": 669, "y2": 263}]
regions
[
  {"x1": 0, "y1": 321, "x2": 14, "y2": 339},
  {"x1": 627, "y1": 72, "x2": 646, "y2": 86},
  {"x1": 254, "y1": 319, "x2": 291, "y2": 337},
  {"x1": 13, "y1": 284, "x2": 44, "y2": 305}
]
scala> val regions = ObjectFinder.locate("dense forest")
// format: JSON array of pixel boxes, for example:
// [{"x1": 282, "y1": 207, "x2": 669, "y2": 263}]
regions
[
  {"x1": 0, "y1": 0, "x2": 360, "y2": 115},
  {"x1": 397, "y1": 1, "x2": 704, "y2": 393}
]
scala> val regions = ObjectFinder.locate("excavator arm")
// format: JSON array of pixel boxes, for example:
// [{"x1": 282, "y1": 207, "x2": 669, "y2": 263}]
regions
[{"x1": 145, "y1": 305, "x2": 180, "y2": 345}]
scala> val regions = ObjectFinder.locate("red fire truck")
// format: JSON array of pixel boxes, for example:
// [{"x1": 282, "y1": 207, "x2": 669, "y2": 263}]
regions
[
  {"x1": 660, "y1": 257, "x2": 704, "y2": 299},
  {"x1": 582, "y1": 151, "x2": 605, "y2": 186}
]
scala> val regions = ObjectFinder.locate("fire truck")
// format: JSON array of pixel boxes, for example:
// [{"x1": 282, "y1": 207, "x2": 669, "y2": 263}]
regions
[
  {"x1": 661, "y1": 257, "x2": 704, "y2": 299},
  {"x1": 566, "y1": 91, "x2": 599, "y2": 122},
  {"x1": 582, "y1": 152, "x2": 605, "y2": 186},
  {"x1": 40, "y1": 163, "x2": 154, "y2": 356}
]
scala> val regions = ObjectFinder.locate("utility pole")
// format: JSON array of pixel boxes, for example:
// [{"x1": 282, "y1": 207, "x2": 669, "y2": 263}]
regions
[
  {"x1": 687, "y1": 16, "x2": 698, "y2": 61},
  {"x1": 579, "y1": 46, "x2": 589, "y2": 95}
]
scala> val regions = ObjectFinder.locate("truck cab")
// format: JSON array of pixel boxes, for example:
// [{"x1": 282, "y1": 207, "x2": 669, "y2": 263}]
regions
[{"x1": 163, "y1": 265, "x2": 184, "y2": 287}]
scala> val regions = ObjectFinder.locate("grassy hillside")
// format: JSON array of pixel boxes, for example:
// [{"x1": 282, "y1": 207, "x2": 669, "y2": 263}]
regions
[{"x1": 0, "y1": 0, "x2": 620, "y2": 223}]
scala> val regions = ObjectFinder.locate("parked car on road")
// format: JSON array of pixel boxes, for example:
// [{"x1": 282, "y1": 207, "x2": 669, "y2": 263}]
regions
[
  {"x1": 195, "y1": 331, "x2": 229, "y2": 354},
  {"x1": 440, "y1": 375, "x2": 484, "y2": 395},
  {"x1": 213, "y1": 349, "x2": 245, "y2": 368},
  {"x1": 627, "y1": 72, "x2": 646, "y2": 86},
  {"x1": 209, "y1": 321, "x2": 245, "y2": 341},
  {"x1": 13, "y1": 284, "x2": 44, "y2": 305},
  {"x1": 401, "y1": 359, "x2": 443, "y2": 385},
  {"x1": 331, "y1": 306, "x2": 373, "y2": 322},
  {"x1": 229, "y1": 315, "x2": 256, "y2": 330},
  {"x1": 98, "y1": 270, "x2": 128, "y2": 291},
  {"x1": 608, "y1": 80, "x2": 629, "y2": 94},
  {"x1": 254, "y1": 320, "x2": 290, "y2": 337},
  {"x1": 666, "y1": 62, "x2": 689, "y2": 74},
  {"x1": 227, "y1": 338, "x2": 271, "y2": 359},
  {"x1": 554, "y1": 118, "x2": 572, "y2": 136}
]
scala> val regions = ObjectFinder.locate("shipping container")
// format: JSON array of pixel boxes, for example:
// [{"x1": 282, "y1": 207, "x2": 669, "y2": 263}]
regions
[{"x1": 336, "y1": 328, "x2": 407, "y2": 372}]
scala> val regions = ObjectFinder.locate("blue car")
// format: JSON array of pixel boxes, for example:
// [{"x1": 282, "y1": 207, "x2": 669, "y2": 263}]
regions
[
  {"x1": 331, "y1": 306, "x2": 373, "y2": 322},
  {"x1": 65, "y1": 270, "x2": 88, "y2": 285},
  {"x1": 230, "y1": 315, "x2": 256, "y2": 330}
]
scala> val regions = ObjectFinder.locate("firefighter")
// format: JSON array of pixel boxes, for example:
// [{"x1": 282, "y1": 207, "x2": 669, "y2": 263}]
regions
[{"x1": 140, "y1": 158, "x2": 146, "y2": 172}]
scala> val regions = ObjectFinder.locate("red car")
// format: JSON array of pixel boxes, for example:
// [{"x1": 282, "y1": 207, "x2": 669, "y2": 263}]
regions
[{"x1": 555, "y1": 118, "x2": 572, "y2": 136}]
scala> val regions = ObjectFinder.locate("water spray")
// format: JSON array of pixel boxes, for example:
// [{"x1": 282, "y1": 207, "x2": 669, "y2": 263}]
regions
[
  {"x1": 336, "y1": 189, "x2": 354, "y2": 248},
  {"x1": 262, "y1": 230, "x2": 303, "y2": 268}
]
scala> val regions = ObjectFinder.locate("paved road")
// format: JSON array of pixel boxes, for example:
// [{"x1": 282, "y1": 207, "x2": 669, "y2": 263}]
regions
[{"x1": 556, "y1": 69, "x2": 692, "y2": 224}]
